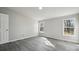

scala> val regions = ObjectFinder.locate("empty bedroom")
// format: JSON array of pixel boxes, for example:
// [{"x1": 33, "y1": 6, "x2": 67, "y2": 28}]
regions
[{"x1": 0, "y1": 7, "x2": 79, "y2": 51}]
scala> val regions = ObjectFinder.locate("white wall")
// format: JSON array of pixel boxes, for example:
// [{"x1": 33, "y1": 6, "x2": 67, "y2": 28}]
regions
[
  {"x1": 0, "y1": 8, "x2": 38, "y2": 42},
  {"x1": 40, "y1": 14, "x2": 79, "y2": 43}
]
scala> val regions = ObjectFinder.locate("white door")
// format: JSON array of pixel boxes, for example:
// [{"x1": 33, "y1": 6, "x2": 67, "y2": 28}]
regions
[{"x1": 0, "y1": 14, "x2": 9, "y2": 44}]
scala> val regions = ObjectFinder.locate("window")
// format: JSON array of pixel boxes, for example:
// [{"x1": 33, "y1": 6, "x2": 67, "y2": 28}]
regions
[
  {"x1": 64, "y1": 18, "x2": 75, "y2": 36},
  {"x1": 39, "y1": 22, "x2": 45, "y2": 33},
  {"x1": 40, "y1": 23, "x2": 44, "y2": 31}
]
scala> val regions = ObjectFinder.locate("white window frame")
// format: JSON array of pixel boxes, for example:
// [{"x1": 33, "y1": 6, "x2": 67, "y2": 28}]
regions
[
  {"x1": 63, "y1": 17, "x2": 76, "y2": 36},
  {"x1": 39, "y1": 21, "x2": 45, "y2": 33}
]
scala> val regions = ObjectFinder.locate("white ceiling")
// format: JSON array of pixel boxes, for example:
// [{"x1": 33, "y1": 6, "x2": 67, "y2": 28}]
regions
[{"x1": 8, "y1": 7, "x2": 79, "y2": 20}]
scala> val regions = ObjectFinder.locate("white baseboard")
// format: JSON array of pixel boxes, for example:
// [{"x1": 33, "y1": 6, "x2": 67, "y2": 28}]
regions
[
  {"x1": 43, "y1": 36, "x2": 79, "y2": 44},
  {"x1": 0, "y1": 35, "x2": 37, "y2": 44}
]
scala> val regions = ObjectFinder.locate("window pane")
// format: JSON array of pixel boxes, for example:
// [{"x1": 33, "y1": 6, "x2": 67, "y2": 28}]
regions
[
  {"x1": 64, "y1": 28, "x2": 74, "y2": 35},
  {"x1": 64, "y1": 19, "x2": 74, "y2": 28},
  {"x1": 40, "y1": 27, "x2": 44, "y2": 31}
]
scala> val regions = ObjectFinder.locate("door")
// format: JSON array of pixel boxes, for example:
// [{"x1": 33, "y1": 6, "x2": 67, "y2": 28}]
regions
[{"x1": 0, "y1": 14, "x2": 9, "y2": 44}]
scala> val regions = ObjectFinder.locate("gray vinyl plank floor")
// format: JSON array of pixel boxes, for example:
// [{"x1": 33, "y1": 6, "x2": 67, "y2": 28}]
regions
[{"x1": 0, "y1": 36, "x2": 79, "y2": 51}]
